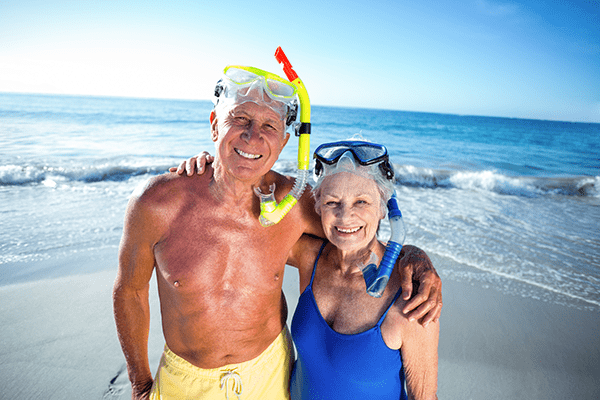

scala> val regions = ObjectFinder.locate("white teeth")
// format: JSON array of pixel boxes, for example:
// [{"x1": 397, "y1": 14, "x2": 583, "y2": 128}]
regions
[
  {"x1": 235, "y1": 148, "x2": 261, "y2": 159},
  {"x1": 336, "y1": 226, "x2": 361, "y2": 233}
]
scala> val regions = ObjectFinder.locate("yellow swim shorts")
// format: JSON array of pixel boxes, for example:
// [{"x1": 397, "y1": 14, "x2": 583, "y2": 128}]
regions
[{"x1": 149, "y1": 328, "x2": 293, "y2": 400}]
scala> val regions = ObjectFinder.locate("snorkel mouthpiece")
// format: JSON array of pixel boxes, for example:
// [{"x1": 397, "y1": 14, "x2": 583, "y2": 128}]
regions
[
  {"x1": 254, "y1": 47, "x2": 311, "y2": 227},
  {"x1": 360, "y1": 193, "x2": 406, "y2": 297}
]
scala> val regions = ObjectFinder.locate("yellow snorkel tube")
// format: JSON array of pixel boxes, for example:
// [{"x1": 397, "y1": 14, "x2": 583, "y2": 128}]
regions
[{"x1": 255, "y1": 47, "x2": 311, "y2": 227}]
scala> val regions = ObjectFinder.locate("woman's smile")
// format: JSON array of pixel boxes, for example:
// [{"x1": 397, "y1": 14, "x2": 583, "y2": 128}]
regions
[{"x1": 335, "y1": 226, "x2": 363, "y2": 234}]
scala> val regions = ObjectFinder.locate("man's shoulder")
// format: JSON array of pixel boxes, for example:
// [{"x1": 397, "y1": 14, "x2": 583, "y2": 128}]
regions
[
  {"x1": 131, "y1": 172, "x2": 176, "y2": 201},
  {"x1": 130, "y1": 172, "x2": 208, "y2": 210},
  {"x1": 263, "y1": 169, "x2": 323, "y2": 236},
  {"x1": 268, "y1": 169, "x2": 294, "y2": 188}
]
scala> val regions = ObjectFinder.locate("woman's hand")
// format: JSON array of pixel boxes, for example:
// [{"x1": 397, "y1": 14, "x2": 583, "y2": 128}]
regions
[
  {"x1": 169, "y1": 151, "x2": 214, "y2": 176},
  {"x1": 398, "y1": 245, "x2": 443, "y2": 327}
]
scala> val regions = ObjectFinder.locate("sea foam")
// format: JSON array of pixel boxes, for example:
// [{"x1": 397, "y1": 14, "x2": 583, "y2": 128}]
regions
[{"x1": 394, "y1": 164, "x2": 599, "y2": 197}]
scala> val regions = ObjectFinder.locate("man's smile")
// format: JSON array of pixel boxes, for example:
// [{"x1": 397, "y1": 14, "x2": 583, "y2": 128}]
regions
[{"x1": 235, "y1": 148, "x2": 262, "y2": 159}]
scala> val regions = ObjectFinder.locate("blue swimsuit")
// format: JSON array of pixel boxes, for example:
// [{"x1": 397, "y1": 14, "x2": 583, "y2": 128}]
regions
[{"x1": 290, "y1": 243, "x2": 407, "y2": 400}]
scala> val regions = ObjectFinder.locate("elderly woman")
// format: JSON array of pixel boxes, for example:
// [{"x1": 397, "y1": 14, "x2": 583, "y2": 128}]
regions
[{"x1": 286, "y1": 140, "x2": 439, "y2": 400}]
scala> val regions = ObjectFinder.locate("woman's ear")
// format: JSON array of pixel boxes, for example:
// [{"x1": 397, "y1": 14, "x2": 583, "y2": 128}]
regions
[
  {"x1": 379, "y1": 191, "x2": 389, "y2": 220},
  {"x1": 380, "y1": 204, "x2": 388, "y2": 221}
]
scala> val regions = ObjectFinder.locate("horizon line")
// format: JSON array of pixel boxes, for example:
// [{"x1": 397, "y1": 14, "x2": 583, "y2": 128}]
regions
[{"x1": 2, "y1": 90, "x2": 599, "y2": 125}]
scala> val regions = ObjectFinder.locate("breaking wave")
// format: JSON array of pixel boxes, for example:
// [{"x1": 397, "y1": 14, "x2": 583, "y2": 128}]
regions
[
  {"x1": 394, "y1": 165, "x2": 599, "y2": 197},
  {"x1": 0, "y1": 159, "x2": 175, "y2": 186},
  {"x1": 2, "y1": 159, "x2": 598, "y2": 198}
]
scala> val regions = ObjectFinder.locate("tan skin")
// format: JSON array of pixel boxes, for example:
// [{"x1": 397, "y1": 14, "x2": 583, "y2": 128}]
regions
[
  {"x1": 174, "y1": 158, "x2": 442, "y2": 323},
  {"x1": 115, "y1": 101, "x2": 442, "y2": 399},
  {"x1": 287, "y1": 173, "x2": 438, "y2": 399}
]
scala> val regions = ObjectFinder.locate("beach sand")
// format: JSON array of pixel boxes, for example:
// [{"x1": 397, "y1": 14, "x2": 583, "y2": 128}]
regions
[{"x1": 1, "y1": 251, "x2": 599, "y2": 400}]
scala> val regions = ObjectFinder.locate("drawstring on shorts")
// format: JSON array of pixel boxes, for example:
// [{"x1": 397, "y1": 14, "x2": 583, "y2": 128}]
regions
[{"x1": 220, "y1": 369, "x2": 243, "y2": 400}]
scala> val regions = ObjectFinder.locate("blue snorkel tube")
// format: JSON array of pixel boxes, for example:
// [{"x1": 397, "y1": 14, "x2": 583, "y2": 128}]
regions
[{"x1": 360, "y1": 192, "x2": 406, "y2": 297}]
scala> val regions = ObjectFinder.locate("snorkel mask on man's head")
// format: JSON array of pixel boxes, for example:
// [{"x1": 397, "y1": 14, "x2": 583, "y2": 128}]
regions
[{"x1": 213, "y1": 65, "x2": 299, "y2": 131}]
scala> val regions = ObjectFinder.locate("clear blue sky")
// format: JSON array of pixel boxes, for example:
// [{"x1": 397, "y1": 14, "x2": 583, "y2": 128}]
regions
[{"x1": 1, "y1": 0, "x2": 599, "y2": 122}]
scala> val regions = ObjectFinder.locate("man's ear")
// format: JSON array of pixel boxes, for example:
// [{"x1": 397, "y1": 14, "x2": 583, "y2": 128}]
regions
[
  {"x1": 210, "y1": 110, "x2": 218, "y2": 142},
  {"x1": 281, "y1": 131, "x2": 291, "y2": 149}
]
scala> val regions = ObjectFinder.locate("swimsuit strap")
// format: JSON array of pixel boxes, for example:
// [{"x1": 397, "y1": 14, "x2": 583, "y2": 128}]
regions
[
  {"x1": 376, "y1": 286, "x2": 404, "y2": 327},
  {"x1": 310, "y1": 242, "x2": 402, "y2": 329},
  {"x1": 308, "y1": 241, "x2": 328, "y2": 289}
]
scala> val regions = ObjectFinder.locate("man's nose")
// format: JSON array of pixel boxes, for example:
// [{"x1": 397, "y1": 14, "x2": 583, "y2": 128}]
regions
[{"x1": 242, "y1": 122, "x2": 261, "y2": 142}]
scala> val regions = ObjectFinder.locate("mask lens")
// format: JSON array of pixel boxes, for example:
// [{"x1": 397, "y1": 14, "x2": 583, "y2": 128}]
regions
[
  {"x1": 225, "y1": 67, "x2": 260, "y2": 84},
  {"x1": 225, "y1": 67, "x2": 296, "y2": 98},
  {"x1": 266, "y1": 78, "x2": 295, "y2": 97},
  {"x1": 353, "y1": 143, "x2": 386, "y2": 164},
  {"x1": 315, "y1": 145, "x2": 348, "y2": 163}
]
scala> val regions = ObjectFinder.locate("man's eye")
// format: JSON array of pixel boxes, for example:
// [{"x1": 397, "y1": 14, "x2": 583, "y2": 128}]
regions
[{"x1": 263, "y1": 123, "x2": 280, "y2": 133}]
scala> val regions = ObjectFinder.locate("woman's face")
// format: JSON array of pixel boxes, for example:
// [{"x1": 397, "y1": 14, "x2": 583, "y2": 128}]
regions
[{"x1": 318, "y1": 172, "x2": 384, "y2": 253}]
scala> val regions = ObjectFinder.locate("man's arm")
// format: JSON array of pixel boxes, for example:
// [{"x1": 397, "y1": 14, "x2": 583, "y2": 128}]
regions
[
  {"x1": 298, "y1": 194, "x2": 442, "y2": 324},
  {"x1": 398, "y1": 245, "x2": 442, "y2": 326},
  {"x1": 169, "y1": 153, "x2": 442, "y2": 324},
  {"x1": 113, "y1": 186, "x2": 162, "y2": 399}
]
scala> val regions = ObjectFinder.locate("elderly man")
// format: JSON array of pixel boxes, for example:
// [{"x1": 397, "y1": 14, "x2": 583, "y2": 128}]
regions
[{"x1": 113, "y1": 64, "x2": 442, "y2": 400}]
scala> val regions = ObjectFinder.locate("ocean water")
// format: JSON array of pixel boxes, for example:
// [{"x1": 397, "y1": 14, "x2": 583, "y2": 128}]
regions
[{"x1": 1, "y1": 93, "x2": 599, "y2": 311}]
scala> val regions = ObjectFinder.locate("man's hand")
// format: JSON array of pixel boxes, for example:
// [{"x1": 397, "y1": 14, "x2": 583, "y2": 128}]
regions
[
  {"x1": 131, "y1": 379, "x2": 153, "y2": 400},
  {"x1": 398, "y1": 245, "x2": 442, "y2": 327},
  {"x1": 169, "y1": 152, "x2": 214, "y2": 176}
]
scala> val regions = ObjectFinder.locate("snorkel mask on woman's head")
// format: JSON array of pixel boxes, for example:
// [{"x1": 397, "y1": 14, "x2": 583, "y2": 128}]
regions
[
  {"x1": 313, "y1": 140, "x2": 396, "y2": 210},
  {"x1": 213, "y1": 65, "x2": 299, "y2": 129}
]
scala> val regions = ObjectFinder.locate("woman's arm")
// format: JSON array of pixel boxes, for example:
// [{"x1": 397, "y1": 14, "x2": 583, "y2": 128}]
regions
[
  {"x1": 401, "y1": 316, "x2": 439, "y2": 400},
  {"x1": 169, "y1": 152, "x2": 214, "y2": 175}
]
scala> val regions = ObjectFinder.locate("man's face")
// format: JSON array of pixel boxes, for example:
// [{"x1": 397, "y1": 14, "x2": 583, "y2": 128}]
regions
[{"x1": 211, "y1": 101, "x2": 290, "y2": 183}]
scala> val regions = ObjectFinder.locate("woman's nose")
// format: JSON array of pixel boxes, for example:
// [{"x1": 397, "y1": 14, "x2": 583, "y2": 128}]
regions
[{"x1": 334, "y1": 203, "x2": 353, "y2": 218}]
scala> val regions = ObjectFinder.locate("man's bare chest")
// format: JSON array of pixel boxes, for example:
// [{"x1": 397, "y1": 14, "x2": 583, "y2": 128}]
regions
[{"x1": 153, "y1": 211, "x2": 298, "y2": 291}]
